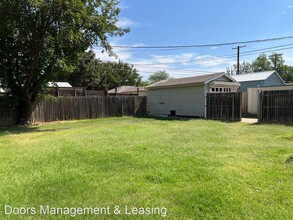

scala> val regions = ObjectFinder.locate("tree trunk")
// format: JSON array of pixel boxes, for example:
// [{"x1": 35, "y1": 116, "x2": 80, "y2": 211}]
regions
[{"x1": 17, "y1": 100, "x2": 34, "y2": 126}]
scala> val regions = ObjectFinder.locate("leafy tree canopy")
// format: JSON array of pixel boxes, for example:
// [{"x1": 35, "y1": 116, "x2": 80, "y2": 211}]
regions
[
  {"x1": 0, "y1": 0, "x2": 128, "y2": 124},
  {"x1": 98, "y1": 60, "x2": 142, "y2": 90},
  {"x1": 63, "y1": 50, "x2": 142, "y2": 90},
  {"x1": 226, "y1": 53, "x2": 293, "y2": 82},
  {"x1": 226, "y1": 61, "x2": 253, "y2": 75},
  {"x1": 148, "y1": 70, "x2": 170, "y2": 84},
  {"x1": 65, "y1": 50, "x2": 102, "y2": 90}
]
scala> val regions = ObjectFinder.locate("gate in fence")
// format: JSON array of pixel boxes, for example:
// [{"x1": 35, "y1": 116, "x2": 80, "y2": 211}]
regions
[
  {"x1": 206, "y1": 92, "x2": 242, "y2": 121},
  {"x1": 259, "y1": 90, "x2": 293, "y2": 124}
]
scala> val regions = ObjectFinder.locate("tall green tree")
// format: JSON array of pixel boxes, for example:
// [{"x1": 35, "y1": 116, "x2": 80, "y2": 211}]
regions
[
  {"x1": 0, "y1": 0, "x2": 128, "y2": 125},
  {"x1": 66, "y1": 52, "x2": 142, "y2": 90},
  {"x1": 148, "y1": 70, "x2": 170, "y2": 84},
  {"x1": 280, "y1": 65, "x2": 293, "y2": 82},
  {"x1": 67, "y1": 51, "x2": 101, "y2": 90},
  {"x1": 226, "y1": 53, "x2": 293, "y2": 82},
  {"x1": 226, "y1": 61, "x2": 253, "y2": 75},
  {"x1": 252, "y1": 54, "x2": 271, "y2": 72},
  {"x1": 97, "y1": 60, "x2": 142, "y2": 89},
  {"x1": 269, "y1": 53, "x2": 284, "y2": 72}
]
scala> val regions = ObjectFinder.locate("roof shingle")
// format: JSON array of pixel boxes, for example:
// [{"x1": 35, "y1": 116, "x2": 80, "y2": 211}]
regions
[{"x1": 147, "y1": 72, "x2": 226, "y2": 88}]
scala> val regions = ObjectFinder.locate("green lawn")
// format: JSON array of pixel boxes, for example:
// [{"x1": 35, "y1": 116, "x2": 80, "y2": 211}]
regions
[{"x1": 0, "y1": 117, "x2": 292, "y2": 219}]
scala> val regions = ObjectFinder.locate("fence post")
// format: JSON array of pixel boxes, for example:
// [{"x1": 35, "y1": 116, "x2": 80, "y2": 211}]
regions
[
  {"x1": 257, "y1": 91, "x2": 261, "y2": 122},
  {"x1": 232, "y1": 93, "x2": 235, "y2": 121},
  {"x1": 238, "y1": 93, "x2": 240, "y2": 120}
]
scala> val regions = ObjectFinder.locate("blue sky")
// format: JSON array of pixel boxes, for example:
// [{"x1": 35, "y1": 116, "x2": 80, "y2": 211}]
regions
[{"x1": 94, "y1": 0, "x2": 293, "y2": 80}]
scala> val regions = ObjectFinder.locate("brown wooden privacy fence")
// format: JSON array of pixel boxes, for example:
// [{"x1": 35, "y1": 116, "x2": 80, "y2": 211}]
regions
[
  {"x1": 31, "y1": 96, "x2": 147, "y2": 123},
  {"x1": 0, "y1": 96, "x2": 147, "y2": 126},
  {"x1": 259, "y1": 90, "x2": 293, "y2": 124},
  {"x1": 241, "y1": 92, "x2": 248, "y2": 114},
  {"x1": 206, "y1": 93, "x2": 242, "y2": 121}
]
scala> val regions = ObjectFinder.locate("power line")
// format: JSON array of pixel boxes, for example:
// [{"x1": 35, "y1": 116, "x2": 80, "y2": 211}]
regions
[
  {"x1": 108, "y1": 36, "x2": 293, "y2": 49},
  {"x1": 136, "y1": 66, "x2": 213, "y2": 74},
  {"x1": 102, "y1": 44, "x2": 293, "y2": 66},
  {"x1": 242, "y1": 47, "x2": 293, "y2": 56},
  {"x1": 95, "y1": 43, "x2": 293, "y2": 77},
  {"x1": 98, "y1": 43, "x2": 293, "y2": 67}
]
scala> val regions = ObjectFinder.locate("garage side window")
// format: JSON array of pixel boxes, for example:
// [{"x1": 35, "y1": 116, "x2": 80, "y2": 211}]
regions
[{"x1": 210, "y1": 87, "x2": 232, "y2": 93}]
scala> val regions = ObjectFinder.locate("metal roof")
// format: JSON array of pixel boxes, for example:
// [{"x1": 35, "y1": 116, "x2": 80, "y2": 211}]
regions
[
  {"x1": 147, "y1": 72, "x2": 237, "y2": 89},
  {"x1": 47, "y1": 82, "x2": 72, "y2": 88},
  {"x1": 231, "y1": 71, "x2": 277, "y2": 82}
]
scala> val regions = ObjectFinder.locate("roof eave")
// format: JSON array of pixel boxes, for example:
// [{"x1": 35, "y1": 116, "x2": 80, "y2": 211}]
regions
[
  {"x1": 209, "y1": 81, "x2": 241, "y2": 86},
  {"x1": 205, "y1": 73, "x2": 238, "y2": 84},
  {"x1": 273, "y1": 71, "x2": 285, "y2": 84},
  {"x1": 147, "y1": 82, "x2": 204, "y2": 89},
  {"x1": 204, "y1": 72, "x2": 225, "y2": 84}
]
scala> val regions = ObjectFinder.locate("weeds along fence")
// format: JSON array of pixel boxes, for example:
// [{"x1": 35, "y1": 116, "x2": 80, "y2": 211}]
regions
[
  {"x1": 207, "y1": 92, "x2": 242, "y2": 121},
  {"x1": 259, "y1": 90, "x2": 293, "y2": 124},
  {"x1": 0, "y1": 96, "x2": 147, "y2": 126}
]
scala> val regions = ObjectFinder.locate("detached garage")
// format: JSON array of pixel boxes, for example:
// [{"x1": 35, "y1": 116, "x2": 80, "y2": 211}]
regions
[{"x1": 147, "y1": 72, "x2": 240, "y2": 118}]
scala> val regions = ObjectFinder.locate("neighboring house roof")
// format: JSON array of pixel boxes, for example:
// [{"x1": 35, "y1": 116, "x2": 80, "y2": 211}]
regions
[
  {"x1": 231, "y1": 71, "x2": 282, "y2": 82},
  {"x1": 108, "y1": 86, "x2": 146, "y2": 94},
  {"x1": 147, "y1": 72, "x2": 239, "y2": 89},
  {"x1": 47, "y1": 82, "x2": 72, "y2": 88}
]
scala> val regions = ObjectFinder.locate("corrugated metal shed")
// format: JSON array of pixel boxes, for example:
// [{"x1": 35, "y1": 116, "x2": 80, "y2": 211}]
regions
[
  {"x1": 231, "y1": 71, "x2": 284, "y2": 92},
  {"x1": 231, "y1": 71, "x2": 278, "y2": 82}
]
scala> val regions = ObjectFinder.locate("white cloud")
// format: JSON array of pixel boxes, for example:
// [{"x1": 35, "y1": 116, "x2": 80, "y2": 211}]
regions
[
  {"x1": 129, "y1": 53, "x2": 234, "y2": 79},
  {"x1": 288, "y1": 5, "x2": 293, "y2": 8},
  {"x1": 117, "y1": 17, "x2": 137, "y2": 28},
  {"x1": 281, "y1": 11, "x2": 286, "y2": 15},
  {"x1": 150, "y1": 53, "x2": 195, "y2": 65},
  {"x1": 92, "y1": 43, "x2": 234, "y2": 80},
  {"x1": 194, "y1": 55, "x2": 234, "y2": 67},
  {"x1": 93, "y1": 47, "x2": 133, "y2": 62}
]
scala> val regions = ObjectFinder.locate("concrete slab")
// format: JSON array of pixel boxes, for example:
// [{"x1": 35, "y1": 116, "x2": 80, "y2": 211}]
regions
[{"x1": 241, "y1": 118, "x2": 258, "y2": 123}]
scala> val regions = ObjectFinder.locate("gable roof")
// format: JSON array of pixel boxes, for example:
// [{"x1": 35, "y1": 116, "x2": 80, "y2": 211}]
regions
[
  {"x1": 147, "y1": 72, "x2": 237, "y2": 89},
  {"x1": 47, "y1": 82, "x2": 72, "y2": 88},
  {"x1": 108, "y1": 86, "x2": 146, "y2": 94},
  {"x1": 231, "y1": 71, "x2": 281, "y2": 82}
]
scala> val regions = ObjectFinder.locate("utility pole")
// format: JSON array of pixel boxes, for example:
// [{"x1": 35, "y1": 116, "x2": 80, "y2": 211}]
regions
[{"x1": 232, "y1": 45, "x2": 246, "y2": 75}]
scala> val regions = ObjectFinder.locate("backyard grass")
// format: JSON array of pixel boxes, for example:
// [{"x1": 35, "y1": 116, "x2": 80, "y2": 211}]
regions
[{"x1": 0, "y1": 117, "x2": 292, "y2": 219}]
